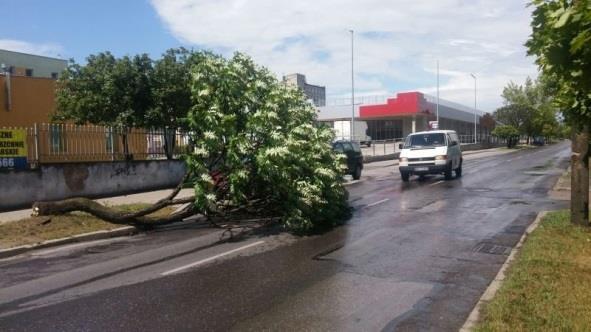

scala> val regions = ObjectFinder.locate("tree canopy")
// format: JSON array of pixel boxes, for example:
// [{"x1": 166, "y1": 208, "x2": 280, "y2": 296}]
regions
[
  {"x1": 186, "y1": 53, "x2": 350, "y2": 232},
  {"x1": 494, "y1": 77, "x2": 558, "y2": 141},
  {"x1": 527, "y1": 0, "x2": 590, "y2": 225}
]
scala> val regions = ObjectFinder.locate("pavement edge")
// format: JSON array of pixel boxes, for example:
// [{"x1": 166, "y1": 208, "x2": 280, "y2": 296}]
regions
[
  {"x1": 0, "y1": 226, "x2": 138, "y2": 259},
  {"x1": 459, "y1": 210, "x2": 549, "y2": 332}
]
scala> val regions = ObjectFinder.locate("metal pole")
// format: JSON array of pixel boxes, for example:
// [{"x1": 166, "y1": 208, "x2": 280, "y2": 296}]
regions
[
  {"x1": 436, "y1": 60, "x2": 439, "y2": 124},
  {"x1": 350, "y1": 29, "x2": 355, "y2": 142},
  {"x1": 33, "y1": 123, "x2": 39, "y2": 165},
  {"x1": 470, "y1": 73, "x2": 477, "y2": 144}
]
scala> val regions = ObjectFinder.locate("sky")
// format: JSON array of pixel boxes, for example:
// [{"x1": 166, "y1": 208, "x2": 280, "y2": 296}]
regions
[{"x1": 0, "y1": 0, "x2": 539, "y2": 112}]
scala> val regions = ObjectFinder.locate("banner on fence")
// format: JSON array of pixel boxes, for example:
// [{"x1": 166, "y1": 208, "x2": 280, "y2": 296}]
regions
[{"x1": 0, "y1": 129, "x2": 27, "y2": 169}]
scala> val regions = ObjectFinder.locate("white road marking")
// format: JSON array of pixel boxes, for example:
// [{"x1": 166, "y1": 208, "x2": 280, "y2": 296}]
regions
[
  {"x1": 429, "y1": 180, "x2": 445, "y2": 187},
  {"x1": 365, "y1": 198, "x2": 390, "y2": 208},
  {"x1": 161, "y1": 241, "x2": 265, "y2": 276}
]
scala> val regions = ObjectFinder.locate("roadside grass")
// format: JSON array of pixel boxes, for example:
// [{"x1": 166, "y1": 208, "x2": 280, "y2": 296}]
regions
[
  {"x1": 0, "y1": 204, "x2": 174, "y2": 249},
  {"x1": 475, "y1": 210, "x2": 591, "y2": 332}
]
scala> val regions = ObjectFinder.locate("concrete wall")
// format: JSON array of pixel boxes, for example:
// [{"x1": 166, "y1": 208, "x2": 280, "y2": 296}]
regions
[{"x1": 0, "y1": 160, "x2": 186, "y2": 211}]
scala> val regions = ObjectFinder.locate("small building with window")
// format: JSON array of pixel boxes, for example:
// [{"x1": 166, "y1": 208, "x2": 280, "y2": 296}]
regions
[{"x1": 0, "y1": 49, "x2": 67, "y2": 79}]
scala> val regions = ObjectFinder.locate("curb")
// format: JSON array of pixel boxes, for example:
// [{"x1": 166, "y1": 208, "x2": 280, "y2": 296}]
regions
[
  {"x1": 460, "y1": 211, "x2": 549, "y2": 332},
  {"x1": 0, "y1": 226, "x2": 138, "y2": 259}
]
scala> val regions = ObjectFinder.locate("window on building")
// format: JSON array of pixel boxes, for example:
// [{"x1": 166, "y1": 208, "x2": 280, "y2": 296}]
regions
[
  {"x1": 25, "y1": 68, "x2": 33, "y2": 77},
  {"x1": 51, "y1": 72, "x2": 58, "y2": 79},
  {"x1": 7, "y1": 66, "x2": 14, "y2": 74}
]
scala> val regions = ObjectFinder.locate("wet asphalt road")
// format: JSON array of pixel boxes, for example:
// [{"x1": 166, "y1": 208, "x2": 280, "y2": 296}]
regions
[{"x1": 0, "y1": 142, "x2": 570, "y2": 331}]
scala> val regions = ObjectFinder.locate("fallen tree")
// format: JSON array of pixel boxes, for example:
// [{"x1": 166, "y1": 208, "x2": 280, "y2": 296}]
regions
[
  {"x1": 33, "y1": 52, "x2": 350, "y2": 233},
  {"x1": 32, "y1": 171, "x2": 196, "y2": 228}
]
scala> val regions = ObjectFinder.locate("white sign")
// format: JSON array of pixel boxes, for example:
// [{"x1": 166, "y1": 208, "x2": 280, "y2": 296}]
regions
[{"x1": 429, "y1": 121, "x2": 439, "y2": 129}]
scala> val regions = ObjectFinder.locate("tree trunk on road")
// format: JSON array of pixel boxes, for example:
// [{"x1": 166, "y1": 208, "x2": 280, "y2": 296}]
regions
[
  {"x1": 32, "y1": 197, "x2": 196, "y2": 228},
  {"x1": 32, "y1": 171, "x2": 197, "y2": 228},
  {"x1": 571, "y1": 124, "x2": 590, "y2": 226}
]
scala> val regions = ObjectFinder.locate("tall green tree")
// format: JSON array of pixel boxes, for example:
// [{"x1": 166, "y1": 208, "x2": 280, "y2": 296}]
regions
[
  {"x1": 495, "y1": 77, "x2": 558, "y2": 143},
  {"x1": 148, "y1": 48, "x2": 200, "y2": 159},
  {"x1": 527, "y1": 0, "x2": 591, "y2": 225},
  {"x1": 55, "y1": 52, "x2": 154, "y2": 159}
]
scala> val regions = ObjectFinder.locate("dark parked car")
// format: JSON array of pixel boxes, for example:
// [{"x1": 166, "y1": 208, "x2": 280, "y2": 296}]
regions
[
  {"x1": 333, "y1": 140, "x2": 363, "y2": 180},
  {"x1": 532, "y1": 136, "x2": 545, "y2": 146}
]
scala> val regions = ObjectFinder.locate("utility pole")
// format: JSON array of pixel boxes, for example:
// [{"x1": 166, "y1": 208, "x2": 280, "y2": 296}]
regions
[
  {"x1": 470, "y1": 73, "x2": 477, "y2": 144},
  {"x1": 349, "y1": 29, "x2": 355, "y2": 141},
  {"x1": 436, "y1": 60, "x2": 440, "y2": 124}
]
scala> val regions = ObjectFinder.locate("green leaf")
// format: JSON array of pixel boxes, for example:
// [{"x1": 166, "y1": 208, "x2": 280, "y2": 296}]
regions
[{"x1": 554, "y1": 8, "x2": 572, "y2": 28}]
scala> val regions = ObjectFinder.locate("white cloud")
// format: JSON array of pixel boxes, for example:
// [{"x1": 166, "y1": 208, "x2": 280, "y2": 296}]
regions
[
  {"x1": 0, "y1": 39, "x2": 64, "y2": 58},
  {"x1": 150, "y1": 0, "x2": 538, "y2": 111}
]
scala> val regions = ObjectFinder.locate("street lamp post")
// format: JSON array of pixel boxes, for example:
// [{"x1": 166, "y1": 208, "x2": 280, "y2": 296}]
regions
[
  {"x1": 436, "y1": 60, "x2": 440, "y2": 124},
  {"x1": 470, "y1": 73, "x2": 477, "y2": 144},
  {"x1": 349, "y1": 29, "x2": 355, "y2": 141}
]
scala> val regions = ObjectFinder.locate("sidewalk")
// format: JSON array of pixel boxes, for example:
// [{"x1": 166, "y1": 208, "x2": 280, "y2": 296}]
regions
[{"x1": 0, "y1": 188, "x2": 194, "y2": 224}]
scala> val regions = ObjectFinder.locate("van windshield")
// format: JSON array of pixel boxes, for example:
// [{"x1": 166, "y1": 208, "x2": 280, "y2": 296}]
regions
[{"x1": 404, "y1": 133, "x2": 446, "y2": 148}]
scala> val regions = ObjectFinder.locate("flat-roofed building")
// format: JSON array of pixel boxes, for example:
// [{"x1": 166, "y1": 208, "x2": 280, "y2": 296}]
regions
[
  {"x1": 283, "y1": 73, "x2": 326, "y2": 107},
  {"x1": 318, "y1": 91, "x2": 487, "y2": 142},
  {"x1": 0, "y1": 49, "x2": 67, "y2": 79}
]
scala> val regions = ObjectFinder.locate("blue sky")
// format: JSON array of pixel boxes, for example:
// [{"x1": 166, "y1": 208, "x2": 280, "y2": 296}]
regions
[
  {"x1": 1, "y1": 0, "x2": 539, "y2": 111},
  {"x1": 0, "y1": 0, "x2": 177, "y2": 60}
]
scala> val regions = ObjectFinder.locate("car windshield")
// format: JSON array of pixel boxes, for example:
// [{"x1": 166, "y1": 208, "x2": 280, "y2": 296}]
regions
[{"x1": 405, "y1": 133, "x2": 446, "y2": 148}]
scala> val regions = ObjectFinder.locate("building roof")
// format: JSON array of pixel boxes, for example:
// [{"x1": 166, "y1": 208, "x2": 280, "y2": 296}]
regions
[{"x1": 0, "y1": 49, "x2": 66, "y2": 63}]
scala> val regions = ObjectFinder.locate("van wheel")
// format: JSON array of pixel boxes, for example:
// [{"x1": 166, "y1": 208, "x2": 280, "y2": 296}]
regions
[
  {"x1": 444, "y1": 164, "x2": 453, "y2": 180},
  {"x1": 401, "y1": 171, "x2": 410, "y2": 182},
  {"x1": 353, "y1": 165, "x2": 362, "y2": 180},
  {"x1": 455, "y1": 162, "x2": 462, "y2": 177}
]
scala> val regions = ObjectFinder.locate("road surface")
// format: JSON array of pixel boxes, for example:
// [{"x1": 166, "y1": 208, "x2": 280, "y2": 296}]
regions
[{"x1": 0, "y1": 142, "x2": 570, "y2": 331}]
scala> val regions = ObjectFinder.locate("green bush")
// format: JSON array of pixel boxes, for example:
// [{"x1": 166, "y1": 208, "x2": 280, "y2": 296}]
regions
[{"x1": 492, "y1": 125, "x2": 520, "y2": 148}]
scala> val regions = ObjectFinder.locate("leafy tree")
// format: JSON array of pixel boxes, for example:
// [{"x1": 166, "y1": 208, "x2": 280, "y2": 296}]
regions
[
  {"x1": 186, "y1": 52, "x2": 350, "y2": 232},
  {"x1": 480, "y1": 112, "x2": 497, "y2": 140},
  {"x1": 492, "y1": 125, "x2": 520, "y2": 148},
  {"x1": 148, "y1": 48, "x2": 205, "y2": 159},
  {"x1": 495, "y1": 77, "x2": 558, "y2": 143},
  {"x1": 527, "y1": 0, "x2": 591, "y2": 225},
  {"x1": 55, "y1": 52, "x2": 154, "y2": 159}
]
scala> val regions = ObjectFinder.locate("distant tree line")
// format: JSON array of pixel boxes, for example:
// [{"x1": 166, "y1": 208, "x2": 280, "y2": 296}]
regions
[{"x1": 491, "y1": 77, "x2": 568, "y2": 148}]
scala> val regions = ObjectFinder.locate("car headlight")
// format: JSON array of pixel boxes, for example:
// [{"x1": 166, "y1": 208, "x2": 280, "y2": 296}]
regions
[
  {"x1": 399, "y1": 157, "x2": 408, "y2": 162},
  {"x1": 435, "y1": 155, "x2": 447, "y2": 160}
]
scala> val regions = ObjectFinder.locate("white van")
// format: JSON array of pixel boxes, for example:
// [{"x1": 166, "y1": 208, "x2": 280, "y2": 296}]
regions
[{"x1": 398, "y1": 130, "x2": 462, "y2": 182}]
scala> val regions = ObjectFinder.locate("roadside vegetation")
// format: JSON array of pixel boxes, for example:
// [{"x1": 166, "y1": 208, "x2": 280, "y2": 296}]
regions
[
  {"x1": 0, "y1": 204, "x2": 174, "y2": 249},
  {"x1": 526, "y1": 0, "x2": 590, "y2": 226},
  {"x1": 491, "y1": 77, "x2": 569, "y2": 148},
  {"x1": 475, "y1": 210, "x2": 591, "y2": 331},
  {"x1": 37, "y1": 50, "x2": 350, "y2": 233}
]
